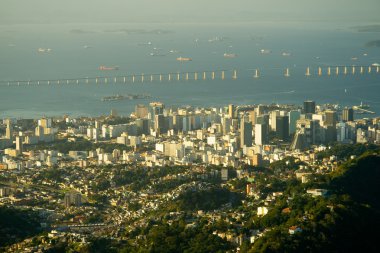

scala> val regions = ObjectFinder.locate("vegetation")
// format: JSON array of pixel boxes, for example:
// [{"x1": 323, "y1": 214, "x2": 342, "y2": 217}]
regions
[
  {"x1": 247, "y1": 153, "x2": 380, "y2": 253},
  {"x1": 0, "y1": 207, "x2": 41, "y2": 248}
]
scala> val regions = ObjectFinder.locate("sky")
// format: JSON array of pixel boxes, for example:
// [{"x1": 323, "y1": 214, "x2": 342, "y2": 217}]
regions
[{"x1": 1, "y1": 0, "x2": 380, "y2": 24}]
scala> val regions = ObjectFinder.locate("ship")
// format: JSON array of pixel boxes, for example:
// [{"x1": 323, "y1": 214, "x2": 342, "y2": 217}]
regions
[
  {"x1": 37, "y1": 48, "x2": 52, "y2": 53},
  {"x1": 372, "y1": 62, "x2": 380, "y2": 66},
  {"x1": 98, "y1": 65, "x2": 119, "y2": 71},
  {"x1": 223, "y1": 53, "x2": 237, "y2": 58},
  {"x1": 176, "y1": 57, "x2": 192, "y2": 62},
  {"x1": 260, "y1": 49, "x2": 271, "y2": 54},
  {"x1": 281, "y1": 52, "x2": 291, "y2": 56}
]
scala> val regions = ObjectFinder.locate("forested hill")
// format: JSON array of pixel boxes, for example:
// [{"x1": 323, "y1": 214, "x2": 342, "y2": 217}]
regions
[{"x1": 250, "y1": 153, "x2": 380, "y2": 253}]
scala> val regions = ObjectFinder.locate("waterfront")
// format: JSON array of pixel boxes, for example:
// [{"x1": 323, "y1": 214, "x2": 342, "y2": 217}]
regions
[{"x1": 1, "y1": 22, "x2": 380, "y2": 118}]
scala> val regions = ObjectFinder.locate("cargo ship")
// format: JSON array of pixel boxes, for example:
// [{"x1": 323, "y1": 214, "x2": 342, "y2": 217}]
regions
[
  {"x1": 223, "y1": 53, "x2": 237, "y2": 58},
  {"x1": 176, "y1": 57, "x2": 192, "y2": 62},
  {"x1": 98, "y1": 65, "x2": 119, "y2": 71}
]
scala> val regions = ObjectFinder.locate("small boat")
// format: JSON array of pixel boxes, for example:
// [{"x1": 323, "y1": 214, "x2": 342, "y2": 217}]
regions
[
  {"x1": 223, "y1": 53, "x2": 237, "y2": 58},
  {"x1": 260, "y1": 49, "x2": 271, "y2": 54},
  {"x1": 99, "y1": 65, "x2": 119, "y2": 70},
  {"x1": 37, "y1": 48, "x2": 52, "y2": 53},
  {"x1": 176, "y1": 57, "x2": 192, "y2": 62}
]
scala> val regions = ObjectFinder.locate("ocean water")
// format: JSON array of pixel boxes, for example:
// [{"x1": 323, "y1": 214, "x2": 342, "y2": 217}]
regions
[{"x1": 0, "y1": 22, "x2": 379, "y2": 118}]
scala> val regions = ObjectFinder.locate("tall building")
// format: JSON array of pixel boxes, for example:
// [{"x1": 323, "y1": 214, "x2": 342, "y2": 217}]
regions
[
  {"x1": 240, "y1": 120, "x2": 253, "y2": 148},
  {"x1": 291, "y1": 119, "x2": 319, "y2": 149},
  {"x1": 154, "y1": 114, "x2": 167, "y2": 134},
  {"x1": 342, "y1": 107, "x2": 354, "y2": 122},
  {"x1": 255, "y1": 124, "x2": 268, "y2": 145},
  {"x1": 15, "y1": 136, "x2": 23, "y2": 153},
  {"x1": 64, "y1": 192, "x2": 82, "y2": 208},
  {"x1": 149, "y1": 102, "x2": 164, "y2": 120},
  {"x1": 38, "y1": 118, "x2": 52, "y2": 128},
  {"x1": 324, "y1": 110, "x2": 337, "y2": 143},
  {"x1": 135, "y1": 104, "x2": 149, "y2": 118},
  {"x1": 276, "y1": 115, "x2": 289, "y2": 141},
  {"x1": 221, "y1": 117, "x2": 231, "y2": 134},
  {"x1": 228, "y1": 104, "x2": 236, "y2": 119},
  {"x1": 249, "y1": 110, "x2": 257, "y2": 125},
  {"x1": 303, "y1": 100, "x2": 316, "y2": 114},
  {"x1": 270, "y1": 110, "x2": 280, "y2": 131},
  {"x1": 5, "y1": 119, "x2": 12, "y2": 140},
  {"x1": 289, "y1": 110, "x2": 301, "y2": 135},
  {"x1": 255, "y1": 105, "x2": 265, "y2": 116},
  {"x1": 324, "y1": 110, "x2": 337, "y2": 127}
]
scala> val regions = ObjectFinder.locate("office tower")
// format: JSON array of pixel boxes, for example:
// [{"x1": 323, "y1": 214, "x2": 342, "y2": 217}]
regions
[
  {"x1": 221, "y1": 117, "x2": 231, "y2": 134},
  {"x1": 270, "y1": 110, "x2": 280, "y2": 131},
  {"x1": 135, "y1": 118, "x2": 150, "y2": 135},
  {"x1": 173, "y1": 114, "x2": 183, "y2": 131},
  {"x1": 228, "y1": 104, "x2": 236, "y2": 119},
  {"x1": 135, "y1": 104, "x2": 149, "y2": 118},
  {"x1": 5, "y1": 119, "x2": 12, "y2": 140},
  {"x1": 64, "y1": 194, "x2": 71, "y2": 208},
  {"x1": 149, "y1": 102, "x2": 164, "y2": 120},
  {"x1": 276, "y1": 115, "x2": 289, "y2": 141},
  {"x1": 252, "y1": 153, "x2": 262, "y2": 167},
  {"x1": 240, "y1": 120, "x2": 253, "y2": 148},
  {"x1": 16, "y1": 136, "x2": 23, "y2": 153},
  {"x1": 231, "y1": 118, "x2": 239, "y2": 133},
  {"x1": 336, "y1": 122, "x2": 348, "y2": 143},
  {"x1": 154, "y1": 114, "x2": 167, "y2": 134},
  {"x1": 256, "y1": 114, "x2": 269, "y2": 136},
  {"x1": 182, "y1": 116, "x2": 192, "y2": 132},
  {"x1": 256, "y1": 105, "x2": 265, "y2": 116},
  {"x1": 249, "y1": 110, "x2": 257, "y2": 125},
  {"x1": 64, "y1": 192, "x2": 82, "y2": 208},
  {"x1": 38, "y1": 118, "x2": 52, "y2": 128},
  {"x1": 325, "y1": 110, "x2": 337, "y2": 127},
  {"x1": 289, "y1": 110, "x2": 301, "y2": 135},
  {"x1": 303, "y1": 100, "x2": 316, "y2": 114},
  {"x1": 325, "y1": 110, "x2": 337, "y2": 143},
  {"x1": 255, "y1": 124, "x2": 268, "y2": 145},
  {"x1": 342, "y1": 107, "x2": 354, "y2": 122},
  {"x1": 291, "y1": 119, "x2": 320, "y2": 149}
]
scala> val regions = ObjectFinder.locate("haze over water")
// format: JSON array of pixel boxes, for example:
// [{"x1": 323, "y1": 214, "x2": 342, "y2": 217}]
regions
[{"x1": 1, "y1": 0, "x2": 380, "y2": 118}]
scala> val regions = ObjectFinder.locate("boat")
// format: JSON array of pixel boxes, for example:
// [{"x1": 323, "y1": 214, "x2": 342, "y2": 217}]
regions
[
  {"x1": 98, "y1": 65, "x2": 119, "y2": 71},
  {"x1": 282, "y1": 52, "x2": 291, "y2": 56},
  {"x1": 176, "y1": 57, "x2": 192, "y2": 62},
  {"x1": 372, "y1": 62, "x2": 380, "y2": 66},
  {"x1": 37, "y1": 48, "x2": 52, "y2": 53},
  {"x1": 223, "y1": 53, "x2": 237, "y2": 58},
  {"x1": 208, "y1": 36, "x2": 224, "y2": 43},
  {"x1": 150, "y1": 52, "x2": 166, "y2": 57},
  {"x1": 138, "y1": 42, "x2": 152, "y2": 46},
  {"x1": 260, "y1": 49, "x2": 271, "y2": 54},
  {"x1": 351, "y1": 57, "x2": 358, "y2": 61}
]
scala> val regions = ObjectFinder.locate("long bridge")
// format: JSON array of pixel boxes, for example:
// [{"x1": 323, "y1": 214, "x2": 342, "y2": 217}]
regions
[{"x1": 0, "y1": 65, "x2": 379, "y2": 87}]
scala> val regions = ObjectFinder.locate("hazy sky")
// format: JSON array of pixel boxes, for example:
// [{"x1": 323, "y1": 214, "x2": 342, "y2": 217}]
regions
[{"x1": 1, "y1": 0, "x2": 380, "y2": 24}]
